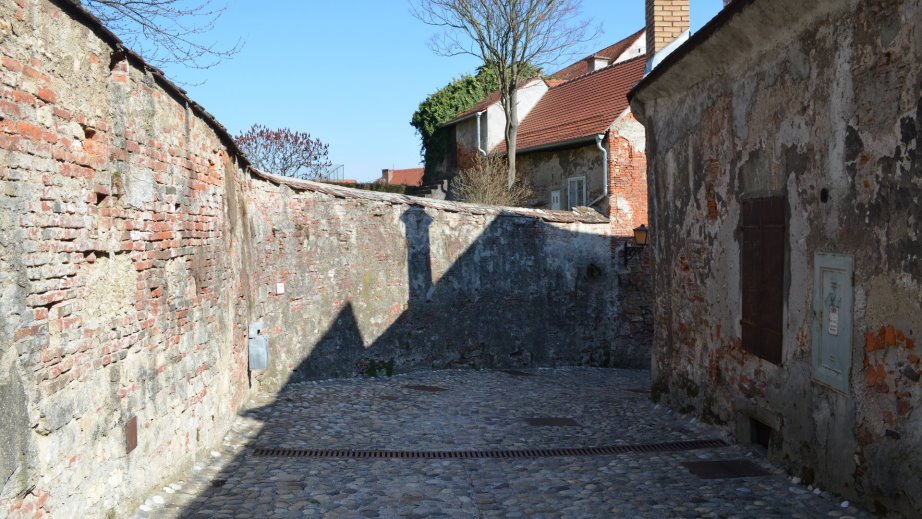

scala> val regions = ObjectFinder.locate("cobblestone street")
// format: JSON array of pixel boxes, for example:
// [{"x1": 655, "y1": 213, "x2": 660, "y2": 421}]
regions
[{"x1": 132, "y1": 368, "x2": 870, "y2": 518}]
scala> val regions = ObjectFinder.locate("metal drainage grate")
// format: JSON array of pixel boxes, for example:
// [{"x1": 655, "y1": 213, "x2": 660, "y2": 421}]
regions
[
  {"x1": 500, "y1": 369, "x2": 534, "y2": 377},
  {"x1": 403, "y1": 385, "x2": 448, "y2": 392},
  {"x1": 682, "y1": 459, "x2": 771, "y2": 479},
  {"x1": 250, "y1": 439, "x2": 728, "y2": 460},
  {"x1": 525, "y1": 417, "x2": 581, "y2": 427}
]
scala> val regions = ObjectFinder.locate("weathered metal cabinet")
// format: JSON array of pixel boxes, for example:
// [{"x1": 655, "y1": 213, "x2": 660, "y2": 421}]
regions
[
  {"x1": 811, "y1": 253, "x2": 854, "y2": 393},
  {"x1": 248, "y1": 321, "x2": 268, "y2": 371}
]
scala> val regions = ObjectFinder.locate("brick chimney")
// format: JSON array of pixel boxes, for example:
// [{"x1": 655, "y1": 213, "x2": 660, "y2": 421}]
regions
[{"x1": 645, "y1": 0, "x2": 690, "y2": 68}]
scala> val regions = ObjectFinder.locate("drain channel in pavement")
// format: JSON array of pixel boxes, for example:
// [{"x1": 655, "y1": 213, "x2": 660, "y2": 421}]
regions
[{"x1": 250, "y1": 439, "x2": 728, "y2": 459}]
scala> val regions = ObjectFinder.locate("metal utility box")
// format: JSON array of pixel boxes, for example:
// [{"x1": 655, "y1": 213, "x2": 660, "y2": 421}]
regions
[
  {"x1": 248, "y1": 321, "x2": 268, "y2": 371},
  {"x1": 811, "y1": 253, "x2": 854, "y2": 393}
]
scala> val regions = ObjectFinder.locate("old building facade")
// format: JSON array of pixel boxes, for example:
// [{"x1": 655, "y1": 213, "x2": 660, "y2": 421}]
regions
[
  {"x1": 425, "y1": 30, "x2": 652, "y2": 238},
  {"x1": 630, "y1": 0, "x2": 922, "y2": 515}
]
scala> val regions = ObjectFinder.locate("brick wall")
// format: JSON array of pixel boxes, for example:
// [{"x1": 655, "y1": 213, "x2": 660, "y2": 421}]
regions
[
  {"x1": 607, "y1": 112, "x2": 648, "y2": 238},
  {"x1": 0, "y1": 0, "x2": 254, "y2": 516},
  {"x1": 645, "y1": 0, "x2": 690, "y2": 59},
  {"x1": 606, "y1": 113, "x2": 652, "y2": 362},
  {"x1": 0, "y1": 1, "x2": 637, "y2": 516}
]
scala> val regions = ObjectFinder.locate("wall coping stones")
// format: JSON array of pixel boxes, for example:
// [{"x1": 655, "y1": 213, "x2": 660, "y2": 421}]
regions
[{"x1": 248, "y1": 169, "x2": 611, "y2": 225}]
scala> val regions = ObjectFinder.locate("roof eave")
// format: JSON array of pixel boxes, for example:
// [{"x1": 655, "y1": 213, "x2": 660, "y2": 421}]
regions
[
  {"x1": 440, "y1": 109, "x2": 487, "y2": 128},
  {"x1": 628, "y1": 0, "x2": 756, "y2": 106},
  {"x1": 515, "y1": 135, "x2": 599, "y2": 154}
]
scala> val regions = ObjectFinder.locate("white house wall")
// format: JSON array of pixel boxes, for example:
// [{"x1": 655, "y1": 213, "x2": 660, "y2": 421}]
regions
[{"x1": 615, "y1": 32, "x2": 647, "y2": 64}]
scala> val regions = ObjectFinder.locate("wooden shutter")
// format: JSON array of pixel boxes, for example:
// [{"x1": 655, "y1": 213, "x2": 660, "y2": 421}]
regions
[{"x1": 741, "y1": 197, "x2": 786, "y2": 365}]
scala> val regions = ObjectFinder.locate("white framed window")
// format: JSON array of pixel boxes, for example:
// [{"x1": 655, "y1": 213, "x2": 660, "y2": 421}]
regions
[
  {"x1": 567, "y1": 176, "x2": 587, "y2": 209},
  {"x1": 550, "y1": 190, "x2": 561, "y2": 210}
]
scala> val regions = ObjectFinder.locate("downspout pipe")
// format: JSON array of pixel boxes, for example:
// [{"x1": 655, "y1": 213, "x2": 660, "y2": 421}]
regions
[
  {"x1": 475, "y1": 111, "x2": 487, "y2": 156},
  {"x1": 589, "y1": 133, "x2": 609, "y2": 207}
]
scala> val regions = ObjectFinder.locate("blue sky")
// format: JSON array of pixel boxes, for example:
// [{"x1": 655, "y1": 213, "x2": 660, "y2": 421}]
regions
[{"x1": 161, "y1": 1, "x2": 725, "y2": 182}]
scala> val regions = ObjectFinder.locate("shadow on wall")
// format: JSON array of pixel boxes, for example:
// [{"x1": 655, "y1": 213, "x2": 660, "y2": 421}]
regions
[
  {"x1": 283, "y1": 205, "x2": 642, "y2": 384},
  {"x1": 168, "y1": 204, "x2": 649, "y2": 516}
]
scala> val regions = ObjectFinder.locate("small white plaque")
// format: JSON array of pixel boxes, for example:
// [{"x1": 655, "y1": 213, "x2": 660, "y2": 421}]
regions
[
  {"x1": 276, "y1": 282, "x2": 285, "y2": 295},
  {"x1": 828, "y1": 306, "x2": 839, "y2": 336}
]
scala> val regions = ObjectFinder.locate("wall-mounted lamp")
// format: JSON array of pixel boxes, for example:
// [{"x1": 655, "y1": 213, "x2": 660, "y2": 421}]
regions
[{"x1": 623, "y1": 224, "x2": 649, "y2": 266}]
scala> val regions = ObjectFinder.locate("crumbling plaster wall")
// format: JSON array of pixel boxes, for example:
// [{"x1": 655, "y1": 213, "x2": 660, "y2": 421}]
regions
[
  {"x1": 0, "y1": 1, "x2": 639, "y2": 516},
  {"x1": 631, "y1": 0, "x2": 922, "y2": 515},
  {"x1": 516, "y1": 142, "x2": 604, "y2": 209}
]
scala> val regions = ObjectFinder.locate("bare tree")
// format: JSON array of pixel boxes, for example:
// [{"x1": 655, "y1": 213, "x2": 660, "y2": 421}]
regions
[
  {"x1": 452, "y1": 154, "x2": 532, "y2": 206},
  {"x1": 414, "y1": 0, "x2": 596, "y2": 186},
  {"x1": 81, "y1": 0, "x2": 241, "y2": 69},
  {"x1": 235, "y1": 125, "x2": 332, "y2": 180}
]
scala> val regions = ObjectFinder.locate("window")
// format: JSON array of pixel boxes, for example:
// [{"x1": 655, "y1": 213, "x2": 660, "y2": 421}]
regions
[
  {"x1": 741, "y1": 196, "x2": 786, "y2": 365},
  {"x1": 567, "y1": 177, "x2": 586, "y2": 209},
  {"x1": 550, "y1": 190, "x2": 561, "y2": 210}
]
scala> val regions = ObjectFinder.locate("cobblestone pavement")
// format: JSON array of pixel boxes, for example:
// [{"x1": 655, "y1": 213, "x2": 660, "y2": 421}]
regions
[{"x1": 131, "y1": 368, "x2": 871, "y2": 518}]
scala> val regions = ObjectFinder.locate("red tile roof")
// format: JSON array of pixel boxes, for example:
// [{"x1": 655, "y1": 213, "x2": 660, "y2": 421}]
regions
[
  {"x1": 383, "y1": 168, "x2": 424, "y2": 186},
  {"x1": 502, "y1": 55, "x2": 646, "y2": 153},
  {"x1": 444, "y1": 30, "x2": 644, "y2": 128},
  {"x1": 549, "y1": 29, "x2": 645, "y2": 82}
]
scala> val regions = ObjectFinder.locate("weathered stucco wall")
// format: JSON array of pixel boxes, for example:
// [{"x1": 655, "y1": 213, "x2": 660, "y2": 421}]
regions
[
  {"x1": 0, "y1": 1, "x2": 642, "y2": 516},
  {"x1": 632, "y1": 0, "x2": 922, "y2": 515},
  {"x1": 517, "y1": 142, "x2": 604, "y2": 209},
  {"x1": 515, "y1": 110, "x2": 648, "y2": 239}
]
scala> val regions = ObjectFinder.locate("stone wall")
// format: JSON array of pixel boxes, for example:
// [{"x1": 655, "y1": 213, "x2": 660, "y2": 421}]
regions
[
  {"x1": 0, "y1": 1, "x2": 641, "y2": 516},
  {"x1": 631, "y1": 0, "x2": 922, "y2": 515},
  {"x1": 244, "y1": 176, "x2": 640, "y2": 394}
]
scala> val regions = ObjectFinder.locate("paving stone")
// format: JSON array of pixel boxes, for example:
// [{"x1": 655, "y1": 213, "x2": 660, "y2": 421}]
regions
[{"x1": 127, "y1": 368, "x2": 872, "y2": 518}]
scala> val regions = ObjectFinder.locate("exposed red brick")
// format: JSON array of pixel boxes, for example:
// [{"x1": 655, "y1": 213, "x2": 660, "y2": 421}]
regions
[
  {"x1": 36, "y1": 88, "x2": 56, "y2": 103},
  {"x1": 884, "y1": 325, "x2": 897, "y2": 346}
]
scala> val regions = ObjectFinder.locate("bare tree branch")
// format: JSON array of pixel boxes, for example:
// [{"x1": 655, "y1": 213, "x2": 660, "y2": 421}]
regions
[
  {"x1": 413, "y1": 0, "x2": 598, "y2": 187},
  {"x1": 452, "y1": 154, "x2": 532, "y2": 206},
  {"x1": 81, "y1": 0, "x2": 242, "y2": 69}
]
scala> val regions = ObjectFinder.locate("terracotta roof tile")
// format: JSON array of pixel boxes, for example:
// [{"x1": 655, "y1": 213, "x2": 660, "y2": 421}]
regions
[
  {"x1": 549, "y1": 29, "x2": 645, "y2": 82},
  {"x1": 502, "y1": 56, "x2": 646, "y2": 153},
  {"x1": 444, "y1": 30, "x2": 644, "y2": 128},
  {"x1": 383, "y1": 168, "x2": 424, "y2": 186}
]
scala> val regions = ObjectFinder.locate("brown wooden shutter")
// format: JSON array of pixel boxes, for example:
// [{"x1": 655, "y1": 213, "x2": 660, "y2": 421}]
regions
[{"x1": 741, "y1": 197, "x2": 785, "y2": 364}]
